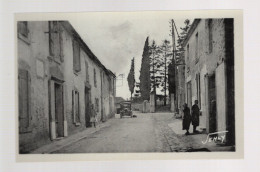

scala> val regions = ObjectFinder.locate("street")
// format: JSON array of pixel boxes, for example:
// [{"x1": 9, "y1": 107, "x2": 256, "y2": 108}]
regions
[{"x1": 52, "y1": 112, "x2": 209, "y2": 153}]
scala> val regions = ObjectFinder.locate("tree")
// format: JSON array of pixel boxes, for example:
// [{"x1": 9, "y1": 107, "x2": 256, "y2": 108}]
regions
[
  {"x1": 149, "y1": 40, "x2": 163, "y2": 94},
  {"x1": 159, "y1": 39, "x2": 172, "y2": 106},
  {"x1": 127, "y1": 57, "x2": 135, "y2": 100},
  {"x1": 168, "y1": 61, "x2": 176, "y2": 97},
  {"x1": 139, "y1": 37, "x2": 151, "y2": 101},
  {"x1": 176, "y1": 19, "x2": 191, "y2": 64},
  {"x1": 168, "y1": 19, "x2": 191, "y2": 107}
]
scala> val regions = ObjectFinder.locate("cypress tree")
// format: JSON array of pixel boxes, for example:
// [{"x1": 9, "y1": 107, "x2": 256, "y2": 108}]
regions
[
  {"x1": 139, "y1": 37, "x2": 151, "y2": 101},
  {"x1": 127, "y1": 57, "x2": 135, "y2": 100}
]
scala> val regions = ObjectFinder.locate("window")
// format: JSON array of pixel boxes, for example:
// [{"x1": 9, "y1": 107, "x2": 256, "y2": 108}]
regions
[
  {"x1": 49, "y1": 21, "x2": 63, "y2": 62},
  {"x1": 94, "y1": 68, "x2": 97, "y2": 87},
  {"x1": 85, "y1": 61, "x2": 89, "y2": 82},
  {"x1": 73, "y1": 39, "x2": 81, "y2": 73},
  {"x1": 18, "y1": 21, "x2": 29, "y2": 38},
  {"x1": 72, "y1": 90, "x2": 80, "y2": 125},
  {"x1": 111, "y1": 78, "x2": 114, "y2": 95},
  {"x1": 208, "y1": 19, "x2": 213, "y2": 53},
  {"x1": 18, "y1": 69, "x2": 31, "y2": 133},
  {"x1": 95, "y1": 98, "x2": 99, "y2": 112},
  {"x1": 195, "y1": 33, "x2": 199, "y2": 63}
]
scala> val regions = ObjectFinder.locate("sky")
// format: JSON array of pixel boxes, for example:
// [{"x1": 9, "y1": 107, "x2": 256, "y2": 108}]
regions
[{"x1": 68, "y1": 12, "x2": 192, "y2": 99}]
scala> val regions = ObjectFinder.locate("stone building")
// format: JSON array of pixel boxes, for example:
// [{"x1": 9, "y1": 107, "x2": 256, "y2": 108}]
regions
[
  {"x1": 183, "y1": 19, "x2": 235, "y2": 145},
  {"x1": 17, "y1": 21, "x2": 116, "y2": 153}
]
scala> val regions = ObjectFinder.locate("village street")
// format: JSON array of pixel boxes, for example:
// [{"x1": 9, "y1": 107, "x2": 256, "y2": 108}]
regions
[
  {"x1": 51, "y1": 112, "x2": 217, "y2": 153},
  {"x1": 17, "y1": 19, "x2": 236, "y2": 154}
]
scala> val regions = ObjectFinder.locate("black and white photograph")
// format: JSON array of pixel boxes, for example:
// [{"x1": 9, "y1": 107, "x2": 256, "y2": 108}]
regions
[
  {"x1": 16, "y1": 11, "x2": 242, "y2": 158},
  {"x1": 4, "y1": 0, "x2": 260, "y2": 171}
]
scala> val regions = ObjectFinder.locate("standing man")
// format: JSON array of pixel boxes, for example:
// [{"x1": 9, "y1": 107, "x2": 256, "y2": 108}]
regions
[{"x1": 191, "y1": 100, "x2": 200, "y2": 133}]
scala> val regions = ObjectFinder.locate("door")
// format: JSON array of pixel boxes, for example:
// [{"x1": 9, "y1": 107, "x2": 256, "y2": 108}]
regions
[
  {"x1": 187, "y1": 81, "x2": 192, "y2": 109},
  {"x1": 215, "y1": 62, "x2": 227, "y2": 133},
  {"x1": 196, "y1": 73, "x2": 201, "y2": 108},
  {"x1": 85, "y1": 87, "x2": 91, "y2": 127},
  {"x1": 208, "y1": 74, "x2": 217, "y2": 133},
  {"x1": 54, "y1": 83, "x2": 64, "y2": 137}
]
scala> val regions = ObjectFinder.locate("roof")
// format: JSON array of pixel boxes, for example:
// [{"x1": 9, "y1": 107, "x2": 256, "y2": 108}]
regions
[
  {"x1": 182, "y1": 19, "x2": 201, "y2": 46},
  {"x1": 60, "y1": 21, "x2": 116, "y2": 78},
  {"x1": 115, "y1": 97, "x2": 125, "y2": 104}
]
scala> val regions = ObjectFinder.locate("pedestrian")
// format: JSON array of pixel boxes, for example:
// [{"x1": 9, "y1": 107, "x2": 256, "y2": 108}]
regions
[
  {"x1": 182, "y1": 103, "x2": 191, "y2": 135},
  {"x1": 90, "y1": 104, "x2": 97, "y2": 128},
  {"x1": 191, "y1": 100, "x2": 200, "y2": 133}
]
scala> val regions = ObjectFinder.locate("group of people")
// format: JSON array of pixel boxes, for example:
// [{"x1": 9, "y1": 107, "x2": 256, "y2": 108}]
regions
[{"x1": 182, "y1": 100, "x2": 200, "y2": 135}]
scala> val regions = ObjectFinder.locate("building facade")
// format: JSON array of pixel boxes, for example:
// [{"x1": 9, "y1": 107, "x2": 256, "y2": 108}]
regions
[
  {"x1": 183, "y1": 19, "x2": 235, "y2": 145},
  {"x1": 17, "y1": 21, "x2": 116, "y2": 153}
]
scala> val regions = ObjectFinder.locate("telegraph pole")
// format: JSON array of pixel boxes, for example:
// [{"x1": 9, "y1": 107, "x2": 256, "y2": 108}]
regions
[{"x1": 170, "y1": 19, "x2": 178, "y2": 111}]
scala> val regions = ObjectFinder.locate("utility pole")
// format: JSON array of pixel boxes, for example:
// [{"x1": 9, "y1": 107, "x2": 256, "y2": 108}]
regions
[
  {"x1": 170, "y1": 19, "x2": 178, "y2": 110},
  {"x1": 164, "y1": 49, "x2": 167, "y2": 106}
]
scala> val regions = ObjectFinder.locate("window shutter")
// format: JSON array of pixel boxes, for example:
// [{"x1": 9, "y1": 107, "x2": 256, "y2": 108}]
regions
[
  {"x1": 49, "y1": 21, "x2": 61, "y2": 60},
  {"x1": 49, "y1": 22, "x2": 54, "y2": 56},
  {"x1": 72, "y1": 90, "x2": 76, "y2": 123},
  {"x1": 208, "y1": 19, "x2": 213, "y2": 53},
  {"x1": 27, "y1": 71, "x2": 32, "y2": 128},
  {"x1": 75, "y1": 91, "x2": 80, "y2": 123},
  {"x1": 53, "y1": 22, "x2": 60, "y2": 60},
  {"x1": 73, "y1": 40, "x2": 81, "y2": 72},
  {"x1": 18, "y1": 69, "x2": 30, "y2": 133},
  {"x1": 85, "y1": 61, "x2": 89, "y2": 82},
  {"x1": 59, "y1": 28, "x2": 64, "y2": 62},
  {"x1": 18, "y1": 21, "x2": 28, "y2": 37},
  {"x1": 94, "y1": 68, "x2": 97, "y2": 87}
]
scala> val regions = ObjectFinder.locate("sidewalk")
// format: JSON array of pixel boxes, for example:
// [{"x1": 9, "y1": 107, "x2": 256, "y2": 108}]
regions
[
  {"x1": 31, "y1": 120, "x2": 112, "y2": 154},
  {"x1": 167, "y1": 117, "x2": 235, "y2": 152}
]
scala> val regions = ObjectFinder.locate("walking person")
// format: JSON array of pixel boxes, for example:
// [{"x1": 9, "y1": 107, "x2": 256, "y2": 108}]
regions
[
  {"x1": 182, "y1": 103, "x2": 191, "y2": 135},
  {"x1": 191, "y1": 100, "x2": 200, "y2": 133},
  {"x1": 90, "y1": 104, "x2": 97, "y2": 128}
]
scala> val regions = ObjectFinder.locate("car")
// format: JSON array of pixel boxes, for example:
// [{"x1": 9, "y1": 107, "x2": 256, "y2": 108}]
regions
[{"x1": 119, "y1": 101, "x2": 133, "y2": 118}]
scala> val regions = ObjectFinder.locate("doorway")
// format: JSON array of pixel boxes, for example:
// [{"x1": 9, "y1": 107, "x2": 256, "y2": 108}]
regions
[
  {"x1": 187, "y1": 81, "x2": 192, "y2": 109},
  {"x1": 54, "y1": 82, "x2": 64, "y2": 137},
  {"x1": 208, "y1": 74, "x2": 217, "y2": 133},
  {"x1": 85, "y1": 87, "x2": 91, "y2": 127}
]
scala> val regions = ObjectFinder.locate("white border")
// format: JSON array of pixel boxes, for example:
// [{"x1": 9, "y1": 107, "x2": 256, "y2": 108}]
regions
[{"x1": 1, "y1": 0, "x2": 259, "y2": 171}]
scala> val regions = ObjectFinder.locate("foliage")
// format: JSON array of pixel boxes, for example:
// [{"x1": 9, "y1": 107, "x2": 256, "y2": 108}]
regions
[
  {"x1": 149, "y1": 40, "x2": 163, "y2": 93},
  {"x1": 159, "y1": 39, "x2": 172, "y2": 105},
  {"x1": 168, "y1": 19, "x2": 191, "y2": 97},
  {"x1": 176, "y1": 19, "x2": 191, "y2": 64},
  {"x1": 127, "y1": 57, "x2": 135, "y2": 100},
  {"x1": 168, "y1": 61, "x2": 175, "y2": 96},
  {"x1": 139, "y1": 37, "x2": 151, "y2": 100}
]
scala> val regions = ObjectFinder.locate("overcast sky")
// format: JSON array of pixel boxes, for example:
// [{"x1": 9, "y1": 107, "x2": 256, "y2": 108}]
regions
[{"x1": 68, "y1": 12, "x2": 192, "y2": 99}]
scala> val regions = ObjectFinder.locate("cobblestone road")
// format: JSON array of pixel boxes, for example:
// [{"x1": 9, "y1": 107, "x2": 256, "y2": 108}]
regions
[{"x1": 52, "y1": 112, "x2": 208, "y2": 153}]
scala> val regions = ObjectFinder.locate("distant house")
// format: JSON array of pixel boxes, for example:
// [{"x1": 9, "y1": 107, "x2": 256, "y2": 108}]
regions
[
  {"x1": 17, "y1": 21, "x2": 116, "y2": 153},
  {"x1": 133, "y1": 82, "x2": 141, "y2": 98}
]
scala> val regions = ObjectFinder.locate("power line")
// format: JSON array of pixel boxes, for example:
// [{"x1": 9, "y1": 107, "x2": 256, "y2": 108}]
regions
[{"x1": 116, "y1": 74, "x2": 124, "y2": 87}]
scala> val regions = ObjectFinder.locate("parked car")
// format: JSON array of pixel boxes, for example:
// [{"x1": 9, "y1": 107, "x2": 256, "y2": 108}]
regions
[{"x1": 119, "y1": 101, "x2": 133, "y2": 118}]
